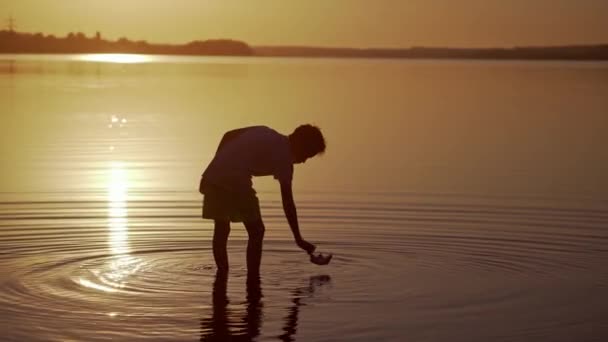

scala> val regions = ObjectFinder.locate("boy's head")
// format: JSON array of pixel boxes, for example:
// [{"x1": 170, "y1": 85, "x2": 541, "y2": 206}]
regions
[{"x1": 288, "y1": 124, "x2": 326, "y2": 164}]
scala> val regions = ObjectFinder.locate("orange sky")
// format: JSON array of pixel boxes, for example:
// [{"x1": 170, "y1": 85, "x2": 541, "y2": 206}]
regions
[{"x1": 1, "y1": 0, "x2": 607, "y2": 47}]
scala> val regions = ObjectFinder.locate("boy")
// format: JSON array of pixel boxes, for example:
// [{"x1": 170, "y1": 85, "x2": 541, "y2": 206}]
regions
[{"x1": 199, "y1": 124, "x2": 326, "y2": 275}]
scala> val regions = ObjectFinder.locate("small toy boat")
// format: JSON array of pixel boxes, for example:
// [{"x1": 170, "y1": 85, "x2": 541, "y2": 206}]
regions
[{"x1": 309, "y1": 252, "x2": 333, "y2": 265}]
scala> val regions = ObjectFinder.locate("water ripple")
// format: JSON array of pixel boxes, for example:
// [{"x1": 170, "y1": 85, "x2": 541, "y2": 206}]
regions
[{"x1": 1, "y1": 193, "x2": 606, "y2": 341}]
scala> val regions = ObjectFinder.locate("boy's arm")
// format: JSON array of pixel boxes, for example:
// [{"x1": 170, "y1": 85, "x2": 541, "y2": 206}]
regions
[
  {"x1": 280, "y1": 180, "x2": 316, "y2": 254},
  {"x1": 215, "y1": 127, "x2": 251, "y2": 155}
]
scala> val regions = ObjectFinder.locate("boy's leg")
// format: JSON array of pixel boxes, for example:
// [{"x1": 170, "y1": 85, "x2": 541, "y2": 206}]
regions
[
  {"x1": 244, "y1": 219, "x2": 265, "y2": 275},
  {"x1": 213, "y1": 220, "x2": 230, "y2": 272}
]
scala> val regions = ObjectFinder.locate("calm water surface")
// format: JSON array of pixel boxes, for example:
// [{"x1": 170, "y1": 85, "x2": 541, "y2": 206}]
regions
[{"x1": 0, "y1": 55, "x2": 607, "y2": 341}]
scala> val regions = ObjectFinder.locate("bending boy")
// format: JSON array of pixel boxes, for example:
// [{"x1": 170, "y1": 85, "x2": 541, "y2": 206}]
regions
[{"x1": 199, "y1": 125, "x2": 326, "y2": 275}]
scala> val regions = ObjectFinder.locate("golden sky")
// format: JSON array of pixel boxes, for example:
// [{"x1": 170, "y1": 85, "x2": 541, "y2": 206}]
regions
[{"x1": 1, "y1": 0, "x2": 607, "y2": 47}]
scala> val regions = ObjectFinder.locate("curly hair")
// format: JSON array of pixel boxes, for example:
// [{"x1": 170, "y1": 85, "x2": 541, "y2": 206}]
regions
[{"x1": 290, "y1": 124, "x2": 326, "y2": 156}]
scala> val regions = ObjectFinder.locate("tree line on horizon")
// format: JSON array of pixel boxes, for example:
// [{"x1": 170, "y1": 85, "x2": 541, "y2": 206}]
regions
[
  {"x1": 1, "y1": 29, "x2": 607, "y2": 60},
  {"x1": 0, "y1": 30, "x2": 253, "y2": 55}
]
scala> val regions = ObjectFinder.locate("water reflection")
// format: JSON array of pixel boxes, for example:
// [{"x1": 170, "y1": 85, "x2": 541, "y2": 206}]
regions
[
  {"x1": 0, "y1": 59, "x2": 16, "y2": 74},
  {"x1": 200, "y1": 272, "x2": 331, "y2": 342},
  {"x1": 277, "y1": 275, "x2": 330, "y2": 342},
  {"x1": 108, "y1": 162, "x2": 129, "y2": 255},
  {"x1": 105, "y1": 162, "x2": 141, "y2": 291},
  {"x1": 78, "y1": 161, "x2": 141, "y2": 293},
  {"x1": 77, "y1": 54, "x2": 154, "y2": 64},
  {"x1": 200, "y1": 272, "x2": 262, "y2": 341},
  {"x1": 108, "y1": 115, "x2": 128, "y2": 129}
]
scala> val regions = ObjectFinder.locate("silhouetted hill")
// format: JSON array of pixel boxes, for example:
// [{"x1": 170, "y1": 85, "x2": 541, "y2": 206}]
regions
[
  {"x1": 0, "y1": 30, "x2": 253, "y2": 56},
  {"x1": 1, "y1": 30, "x2": 607, "y2": 60}
]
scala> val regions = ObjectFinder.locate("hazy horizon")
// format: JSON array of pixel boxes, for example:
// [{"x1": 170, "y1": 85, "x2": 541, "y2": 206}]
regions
[{"x1": 2, "y1": 0, "x2": 608, "y2": 48}]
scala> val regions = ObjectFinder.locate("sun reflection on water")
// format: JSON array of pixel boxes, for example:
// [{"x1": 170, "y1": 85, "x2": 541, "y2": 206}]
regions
[
  {"x1": 77, "y1": 53, "x2": 154, "y2": 64},
  {"x1": 78, "y1": 161, "x2": 141, "y2": 293},
  {"x1": 108, "y1": 162, "x2": 129, "y2": 256}
]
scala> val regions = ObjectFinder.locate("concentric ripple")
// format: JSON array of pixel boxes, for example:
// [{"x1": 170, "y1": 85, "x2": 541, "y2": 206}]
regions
[{"x1": 1, "y1": 192, "x2": 607, "y2": 341}]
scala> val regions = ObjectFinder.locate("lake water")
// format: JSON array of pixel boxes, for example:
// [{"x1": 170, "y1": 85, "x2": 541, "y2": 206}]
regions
[{"x1": 0, "y1": 54, "x2": 607, "y2": 341}]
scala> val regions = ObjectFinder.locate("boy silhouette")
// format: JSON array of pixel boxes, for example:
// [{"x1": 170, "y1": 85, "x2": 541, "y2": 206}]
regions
[{"x1": 199, "y1": 125, "x2": 326, "y2": 275}]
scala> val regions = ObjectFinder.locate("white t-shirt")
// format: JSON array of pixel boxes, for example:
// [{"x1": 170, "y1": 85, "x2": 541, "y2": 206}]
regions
[{"x1": 202, "y1": 126, "x2": 293, "y2": 193}]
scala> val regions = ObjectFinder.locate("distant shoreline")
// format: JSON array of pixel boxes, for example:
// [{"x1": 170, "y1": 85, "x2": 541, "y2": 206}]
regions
[
  {"x1": 3, "y1": 54, "x2": 608, "y2": 64},
  {"x1": 1, "y1": 30, "x2": 607, "y2": 61},
  {"x1": 253, "y1": 45, "x2": 608, "y2": 61}
]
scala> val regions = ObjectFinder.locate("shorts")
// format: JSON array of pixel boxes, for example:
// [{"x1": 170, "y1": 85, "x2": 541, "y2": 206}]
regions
[{"x1": 200, "y1": 181, "x2": 261, "y2": 223}]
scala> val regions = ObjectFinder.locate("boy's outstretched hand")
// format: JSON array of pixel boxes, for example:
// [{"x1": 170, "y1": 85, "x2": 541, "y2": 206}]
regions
[
  {"x1": 281, "y1": 181, "x2": 316, "y2": 254},
  {"x1": 296, "y1": 238, "x2": 316, "y2": 254}
]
